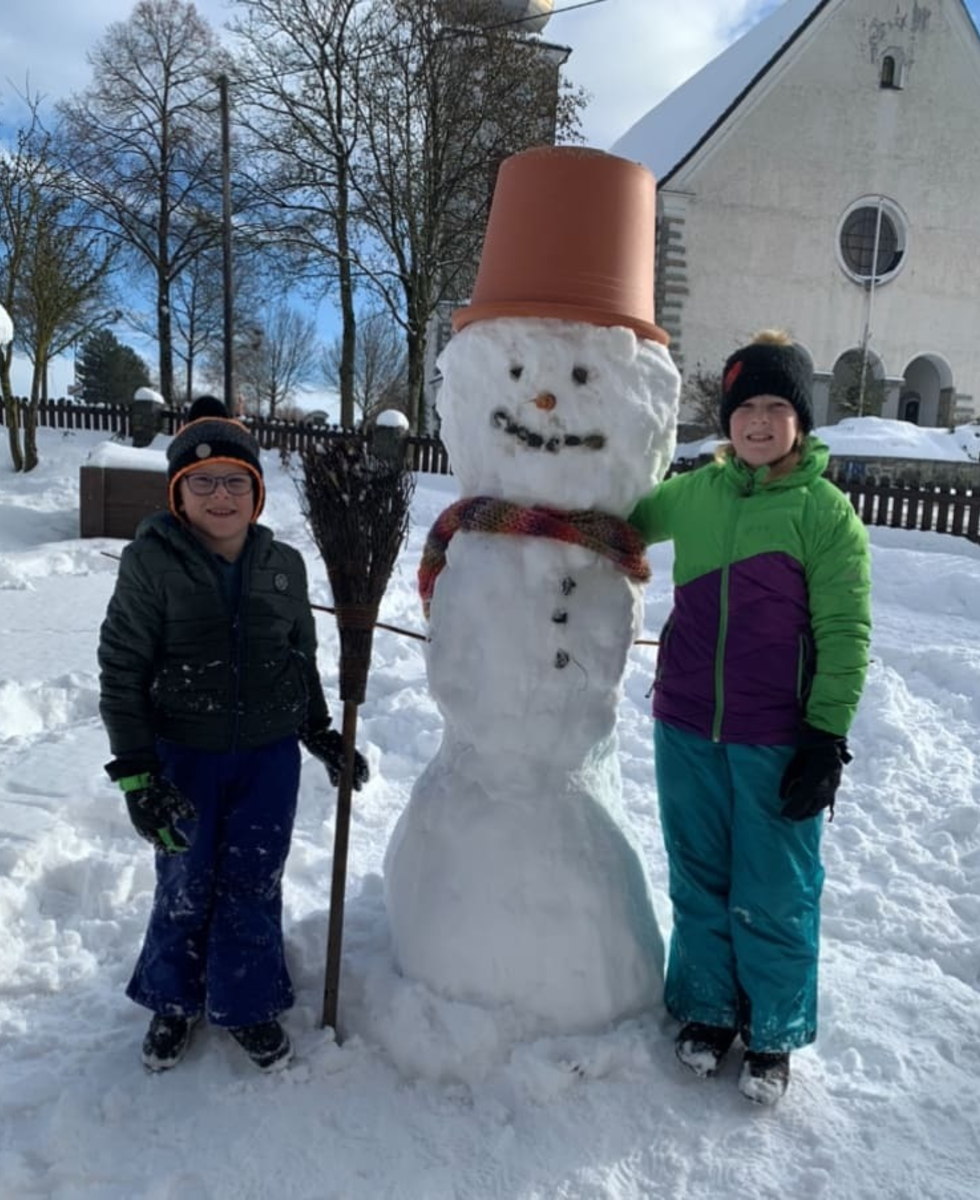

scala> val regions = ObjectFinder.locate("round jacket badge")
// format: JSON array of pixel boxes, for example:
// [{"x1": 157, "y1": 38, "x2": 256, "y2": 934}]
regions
[
  {"x1": 274, "y1": 572, "x2": 289, "y2": 593},
  {"x1": 195, "y1": 443, "x2": 212, "y2": 458}
]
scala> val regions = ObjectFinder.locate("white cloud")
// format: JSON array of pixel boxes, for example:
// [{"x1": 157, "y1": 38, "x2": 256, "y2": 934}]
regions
[
  {"x1": 3, "y1": 1, "x2": 774, "y2": 149},
  {"x1": 552, "y1": 0, "x2": 776, "y2": 148},
  {"x1": 0, "y1": 0, "x2": 235, "y2": 111}
]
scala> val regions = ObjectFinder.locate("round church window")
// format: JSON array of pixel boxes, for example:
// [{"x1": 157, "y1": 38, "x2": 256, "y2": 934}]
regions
[{"x1": 837, "y1": 197, "x2": 908, "y2": 284}]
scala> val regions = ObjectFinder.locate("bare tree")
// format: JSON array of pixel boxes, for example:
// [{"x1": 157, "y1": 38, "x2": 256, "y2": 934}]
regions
[
  {"x1": 168, "y1": 250, "x2": 226, "y2": 405},
  {"x1": 169, "y1": 245, "x2": 270, "y2": 404},
  {"x1": 55, "y1": 0, "x2": 233, "y2": 404},
  {"x1": 204, "y1": 302, "x2": 320, "y2": 417},
  {"x1": 830, "y1": 350, "x2": 886, "y2": 420},
  {"x1": 232, "y1": 0, "x2": 583, "y2": 431},
  {"x1": 681, "y1": 367, "x2": 725, "y2": 439},
  {"x1": 230, "y1": 0, "x2": 370, "y2": 428},
  {"x1": 0, "y1": 93, "x2": 118, "y2": 470},
  {"x1": 353, "y1": 0, "x2": 584, "y2": 430},
  {"x1": 323, "y1": 307, "x2": 407, "y2": 426}
]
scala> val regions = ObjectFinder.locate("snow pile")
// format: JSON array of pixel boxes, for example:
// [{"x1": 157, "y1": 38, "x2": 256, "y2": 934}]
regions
[
  {"x1": 679, "y1": 415, "x2": 980, "y2": 464},
  {"x1": 86, "y1": 441, "x2": 168, "y2": 472},
  {"x1": 821, "y1": 416, "x2": 980, "y2": 463}
]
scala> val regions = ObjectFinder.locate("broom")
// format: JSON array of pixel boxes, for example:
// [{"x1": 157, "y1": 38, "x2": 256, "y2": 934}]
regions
[{"x1": 301, "y1": 433, "x2": 414, "y2": 1033}]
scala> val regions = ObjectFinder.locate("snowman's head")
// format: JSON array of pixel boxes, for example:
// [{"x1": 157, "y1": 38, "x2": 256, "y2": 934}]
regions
[{"x1": 436, "y1": 317, "x2": 680, "y2": 514}]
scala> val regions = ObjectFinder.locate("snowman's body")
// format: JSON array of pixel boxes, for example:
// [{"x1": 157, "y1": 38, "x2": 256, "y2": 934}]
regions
[
  {"x1": 384, "y1": 318, "x2": 680, "y2": 1033},
  {"x1": 428, "y1": 535, "x2": 637, "y2": 765}
]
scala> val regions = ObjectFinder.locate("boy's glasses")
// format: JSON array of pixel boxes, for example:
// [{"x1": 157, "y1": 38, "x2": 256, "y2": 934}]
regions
[{"x1": 183, "y1": 473, "x2": 253, "y2": 496}]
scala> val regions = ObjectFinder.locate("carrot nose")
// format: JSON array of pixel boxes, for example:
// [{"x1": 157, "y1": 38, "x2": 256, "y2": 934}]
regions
[{"x1": 534, "y1": 392, "x2": 557, "y2": 411}]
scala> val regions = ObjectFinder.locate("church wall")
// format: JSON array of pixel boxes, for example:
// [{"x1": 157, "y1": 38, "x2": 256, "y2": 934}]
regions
[{"x1": 661, "y1": 0, "x2": 980, "y2": 426}]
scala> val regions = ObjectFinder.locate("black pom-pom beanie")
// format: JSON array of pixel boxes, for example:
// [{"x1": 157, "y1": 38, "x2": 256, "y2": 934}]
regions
[
  {"x1": 720, "y1": 342, "x2": 814, "y2": 436},
  {"x1": 166, "y1": 396, "x2": 265, "y2": 520}
]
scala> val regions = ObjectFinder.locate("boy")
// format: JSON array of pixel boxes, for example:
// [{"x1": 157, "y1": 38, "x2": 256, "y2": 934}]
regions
[{"x1": 98, "y1": 397, "x2": 367, "y2": 1072}]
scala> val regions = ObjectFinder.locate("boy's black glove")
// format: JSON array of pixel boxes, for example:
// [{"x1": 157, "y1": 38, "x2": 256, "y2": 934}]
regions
[
  {"x1": 302, "y1": 726, "x2": 369, "y2": 791},
  {"x1": 118, "y1": 773, "x2": 196, "y2": 854},
  {"x1": 779, "y1": 723, "x2": 852, "y2": 822}
]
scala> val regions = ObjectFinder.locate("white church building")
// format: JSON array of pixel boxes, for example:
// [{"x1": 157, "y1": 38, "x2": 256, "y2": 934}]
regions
[{"x1": 614, "y1": 0, "x2": 980, "y2": 429}]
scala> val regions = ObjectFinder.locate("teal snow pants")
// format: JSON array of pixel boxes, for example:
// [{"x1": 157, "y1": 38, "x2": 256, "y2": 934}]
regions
[{"x1": 654, "y1": 720, "x2": 825, "y2": 1052}]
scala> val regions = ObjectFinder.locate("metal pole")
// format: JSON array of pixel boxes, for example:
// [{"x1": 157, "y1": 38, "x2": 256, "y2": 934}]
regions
[
  {"x1": 857, "y1": 198, "x2": 884, "y2": 417},
  {"x1": 218, "y1": 74, "x2": 234, "y2": 412}
]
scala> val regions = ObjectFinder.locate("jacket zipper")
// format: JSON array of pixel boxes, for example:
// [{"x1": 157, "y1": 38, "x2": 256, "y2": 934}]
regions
[
  {"x1": 198, "y1": 537, "x2": 249, "y2": 752},
  {"x1": 712, "y1": 563, "x2": 729, "y2": 743},
  {"x1": 230, "y1": 543, "x2": 252, "y2": 751},
  {"x1": 712, "y1": 474, "x2": 752, "y2": 741}
]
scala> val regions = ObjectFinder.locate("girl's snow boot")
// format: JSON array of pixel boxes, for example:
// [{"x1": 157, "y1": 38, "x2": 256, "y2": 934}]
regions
[
  {"x1": 738, "y1": 1050, "x2": 791, "y2": 1104},
  {"x1": 675, "y1": 1022, "x2": 738, "y2": 1077}
]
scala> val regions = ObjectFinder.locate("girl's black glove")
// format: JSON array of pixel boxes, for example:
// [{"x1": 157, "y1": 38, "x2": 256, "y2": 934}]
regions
[
  {"x1": 303, "y1": 726, "x2": 369, "y2": 791},
  {"x1": 119, "y1": 773, "x2": 196, "y2": 854},
  {"x1": 779, "y1": 724, "x2": 852, "y2": 821}
]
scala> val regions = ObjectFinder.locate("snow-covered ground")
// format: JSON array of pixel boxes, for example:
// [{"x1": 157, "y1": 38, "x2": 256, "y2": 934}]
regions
[
  {"x1": 1, "y1": 423, "x2": 979, "y2": 1199},
  {"x1": 680, "y1": 414, "x2": 980, "y2": 463}
]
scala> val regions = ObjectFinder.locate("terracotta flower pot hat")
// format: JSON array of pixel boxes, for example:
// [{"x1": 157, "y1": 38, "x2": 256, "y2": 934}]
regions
[{"x1": 453, "y1": 145, "x2": 669, "y2": 345}]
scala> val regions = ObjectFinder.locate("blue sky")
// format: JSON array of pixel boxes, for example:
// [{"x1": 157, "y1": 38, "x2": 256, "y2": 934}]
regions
[{"x1": 4, "y1": 0, "x2": 980, "y2": 399}]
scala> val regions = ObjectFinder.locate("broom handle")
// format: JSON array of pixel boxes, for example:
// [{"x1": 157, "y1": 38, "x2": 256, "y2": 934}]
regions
[
  {"x1": 321, "y1": 698, "x2": 359, "y2": 1033},
  {"x1": 99, "y1": 555, "x2": 657, "y2": 646},
  {"x1": 311, "y1": 602, "x2": 427, "y2": 642}
]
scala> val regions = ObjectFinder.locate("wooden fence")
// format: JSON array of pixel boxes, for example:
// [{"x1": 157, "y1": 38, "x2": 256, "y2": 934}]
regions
[
  {"x1": 1, "y1": 397, "x2": 452, "y2": 476},
  {"x1": 825, "y1": 469, "x2": 980, "y2": 544},
  {"x1": 5, "y1": 397, "x2": 978, "y2": 544}
]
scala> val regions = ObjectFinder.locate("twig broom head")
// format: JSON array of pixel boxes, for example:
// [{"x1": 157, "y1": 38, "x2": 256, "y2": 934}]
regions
[{"x1": 301, "y1": 434, "x2": 414, "y2": 704}]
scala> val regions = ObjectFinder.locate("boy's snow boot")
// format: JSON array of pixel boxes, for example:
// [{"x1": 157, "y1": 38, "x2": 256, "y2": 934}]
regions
[
  {"x1": 675, "y1": 1022, "x2": 738, "y2": 1077},
  {"x1": 141, "y1": 1013, "x2": 200, "y2": 1072},
  {"x1": 738, "y1": 1050, "x2": 791, "y2": 1105},
  {"x1": 229, "y1": 1019, "x2": 292, "y2": 1071}
]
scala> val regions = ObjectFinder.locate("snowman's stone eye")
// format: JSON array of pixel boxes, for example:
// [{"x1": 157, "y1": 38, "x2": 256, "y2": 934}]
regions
[
  {"x1": 572, "y1": 366, "x2": 589, "y2": 385},
  {"x1": 510, "y1": 365, "x2": 523, "y2": 380}
]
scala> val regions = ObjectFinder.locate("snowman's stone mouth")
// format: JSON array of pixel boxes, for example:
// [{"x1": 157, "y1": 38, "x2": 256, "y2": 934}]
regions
[{"x1": 491, "y1": 408, "x2": 606, "y2": 453}]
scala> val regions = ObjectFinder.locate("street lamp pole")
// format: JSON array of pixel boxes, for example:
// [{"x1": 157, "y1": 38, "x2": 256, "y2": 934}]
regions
[{"x1": 218, "y1": 74, "x2": 234, "y2": 413}]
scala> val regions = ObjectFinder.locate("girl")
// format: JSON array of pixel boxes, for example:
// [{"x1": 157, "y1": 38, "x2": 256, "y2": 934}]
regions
[
  {"x1": 629, "y1": 331, "x2": 871, "y2": 1104},
  {"x1": 98, "y1": 397, "x2": 367, "y2": 1072}
]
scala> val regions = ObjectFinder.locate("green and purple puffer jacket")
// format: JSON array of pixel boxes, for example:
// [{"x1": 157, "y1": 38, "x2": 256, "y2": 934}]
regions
[{"x1": 628, "y1": 437, "x2": 871, "y2": 744}]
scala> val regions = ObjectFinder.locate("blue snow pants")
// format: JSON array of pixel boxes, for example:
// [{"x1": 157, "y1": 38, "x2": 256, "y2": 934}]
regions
[
  {"x1": 127, "y1": 735, "x2": 301, "y2": 1027},
  {"x1": 654, "y1": 720, "x2": 825, "y2": 1052}
]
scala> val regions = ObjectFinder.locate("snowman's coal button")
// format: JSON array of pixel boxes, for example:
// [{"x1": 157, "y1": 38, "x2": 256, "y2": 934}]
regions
[
  {"x1": 552, "y1": 609, "x2": 568, "y2": 624},
  {"x1": 561, "y1": 576, "x2": 576, "y2": 596},
  {"x1": 555, "y1": 650, "x2": 570, "y2": 668}
]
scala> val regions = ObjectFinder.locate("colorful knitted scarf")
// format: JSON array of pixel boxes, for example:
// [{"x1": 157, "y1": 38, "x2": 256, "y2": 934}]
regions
[{"x1": 418, "y1": 495, "x2": 651, "y2": 617}]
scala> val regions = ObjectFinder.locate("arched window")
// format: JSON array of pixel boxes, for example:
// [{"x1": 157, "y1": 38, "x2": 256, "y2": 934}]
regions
[{"x1": 880, "y1": 48, "x2": 905, "y2": 89}]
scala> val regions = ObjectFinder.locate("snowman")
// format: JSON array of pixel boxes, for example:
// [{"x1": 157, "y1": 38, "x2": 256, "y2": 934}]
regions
[{"x1": 384, "y1": 147, "x2": 681, "y2": 1034}]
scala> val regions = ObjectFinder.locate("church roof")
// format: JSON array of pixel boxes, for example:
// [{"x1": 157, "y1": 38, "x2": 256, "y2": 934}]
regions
[{"x1": 611, "y1": 0, "x2": 831, "y2": 182}]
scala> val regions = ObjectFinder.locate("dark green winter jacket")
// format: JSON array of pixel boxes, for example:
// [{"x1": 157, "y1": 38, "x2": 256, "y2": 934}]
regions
[{"x1": 98, "y1": 513, "x2": 330, "y2": 762}]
